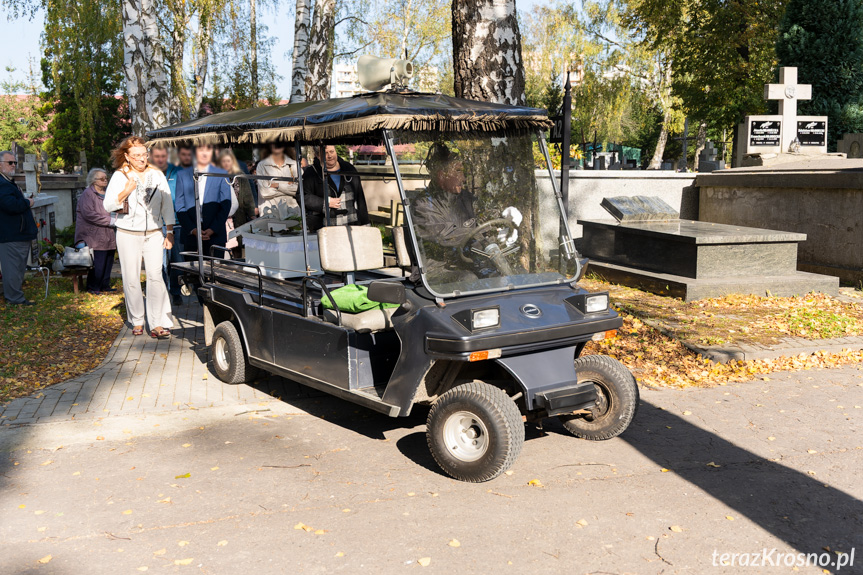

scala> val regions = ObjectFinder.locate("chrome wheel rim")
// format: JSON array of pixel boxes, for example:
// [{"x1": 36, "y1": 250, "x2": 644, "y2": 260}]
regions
[
  {"x1": 214, "y1": 338, "x2": 230, "y2": 372},
  {"x1": 442, "y1": 411, "x2": 489, "y2": 462}
]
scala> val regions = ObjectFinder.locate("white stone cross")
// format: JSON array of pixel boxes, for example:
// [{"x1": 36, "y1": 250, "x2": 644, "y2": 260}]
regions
[{"x1": 764, "y1": 67, "x2": 812, "y2": 152}]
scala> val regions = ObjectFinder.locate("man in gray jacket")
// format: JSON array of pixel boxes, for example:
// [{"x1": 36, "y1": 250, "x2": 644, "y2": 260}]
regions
[{"x1": 0, "y1": 151, "x2": 38, "y2": 306}]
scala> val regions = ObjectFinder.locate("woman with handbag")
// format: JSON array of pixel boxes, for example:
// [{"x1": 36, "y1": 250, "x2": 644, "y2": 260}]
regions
[
  {"x1": 103, "y1": 136, "x2": 176, "y2": 339},
  {"x1": 74, "y1": 168, "x2": 116, "y2": 294}
]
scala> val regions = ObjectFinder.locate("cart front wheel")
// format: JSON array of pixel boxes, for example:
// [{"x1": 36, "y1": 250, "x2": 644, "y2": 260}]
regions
[
  {"x1": 210, "y1": 321, "x2": 258, "y2": 384},
  {"x1": 427, "y1": 381, "x2": 524, "y2": 482},
  {"x1": 560, "y1": 355, "x2": 639, "y2": 440}
]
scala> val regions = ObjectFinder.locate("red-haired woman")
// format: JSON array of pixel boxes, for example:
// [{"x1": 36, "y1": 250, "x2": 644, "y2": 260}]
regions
[{"x1": 103, "y1": 136, "x2": 176, "y2": 338}]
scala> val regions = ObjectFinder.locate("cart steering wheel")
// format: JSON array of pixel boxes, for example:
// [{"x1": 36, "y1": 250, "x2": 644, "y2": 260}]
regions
[{"x1": 457, "y1": 218, "x2": 519, "y2": 264}]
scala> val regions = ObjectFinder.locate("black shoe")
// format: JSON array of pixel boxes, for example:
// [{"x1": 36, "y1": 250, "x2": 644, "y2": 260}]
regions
[
  {"x1": 10, "y1": 300, "x2": 36, "y2": 306},
  {"x1": 102, "y1": 287, "x2": 118, "y2": 293},
  {"x1": 172, "y1": 294, "x2": 183, "y2": 306}
]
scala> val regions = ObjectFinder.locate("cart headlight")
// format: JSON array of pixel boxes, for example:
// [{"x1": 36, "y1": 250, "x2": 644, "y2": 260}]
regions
[
  {"x1": 585, "y1": 294, "x2": 609, "y2": 314},
  {"x1": 472, "y1": 308, "x2": 500, "y2": 330},
  {"x1": 565, "y1": 291, "x2": 610, "y2": 315}
]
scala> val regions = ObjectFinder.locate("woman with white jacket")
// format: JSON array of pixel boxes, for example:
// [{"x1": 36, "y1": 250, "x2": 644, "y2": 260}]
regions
[{"x1": 103, "y1": 136, "x2": 176, "y2": 338}]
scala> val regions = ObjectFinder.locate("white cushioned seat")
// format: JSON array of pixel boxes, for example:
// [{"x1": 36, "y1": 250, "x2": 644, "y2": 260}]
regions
[{"x1": 323, "y1": 307, "x2": 397, "y2": 332}]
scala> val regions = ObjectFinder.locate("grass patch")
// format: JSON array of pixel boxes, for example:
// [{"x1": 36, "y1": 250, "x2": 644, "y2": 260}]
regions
[{"x1": 0, "y1": 277, "x2": 124, "y2": 404}]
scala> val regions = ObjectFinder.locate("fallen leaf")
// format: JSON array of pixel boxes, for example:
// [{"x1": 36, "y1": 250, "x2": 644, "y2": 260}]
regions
[
  {"x1": 527, "y1": 479, "x2": 543, "y2": 487},
  {"x1": 40, "y1": 460, "x2": 53, "y2": 466},
  {"x1": 178, "y1": 541, "x2": 189, "y2": 547},
  {"x1": 660, "y1": 468, "x2": 670, "y2": 473},
  {"x1": 335, "y1": 551, "x2": 344, "y2": 557},
  {"x1": 407, "y1": 492, "x2": 416, "y2": 497},
  {"x1": 504, "y1": 470, "x2": 514, "y2": 476},
  {"x1": 808, "y1": 470, "x2": 817, "y2": 476},
  {"x1": 217, "y1": 540, "x2": 227, "y2": 547},
  {"x1": 34, "y1": 510, "x2": 45, "y2": 515},
  {"x1": 174, "y1": 558, "x2": 193, "y2": 566},
  {"x1": 448, "y1": 539, "x2": 461, "y2": 547},
  {"x1": 122, "y1": 509, "x2": 133, "y2": 515},
  {"x1": 807, "y1": 449, "x2": 818, "y2": 454},
  {"x1": 72, "y1": 471, "x2": 81, "y2": 476},
  {"x1": 210, "y1": 467, "x2": 219, "y2": 471},
  {"x1": 706, "y1": 462, "x2": 722, "y2": 468},
  {"x1": 182, "y1": 443, "x2": 191, "y2": 448},
  {"x1": 682, "y1": 410, "x2": 692, "y2": 415},
  {"x1": 158, "y1": 497, "x2": 171, "y2": 504},
  {"x1": 175, "y1": 473, "x2": 191, "y2": 479},
  {"x1": 342, "y1": 509, "x2": 351, "y2": 513},
  {"x1": 37, "y1": 527, "x2": 46, "y2": 532},
  {"x1": 294, "y1": 523, "x2": 313, "y2": 532},
  {"x1": 314, "y1": 529, "x2": 326, "y2": 535},
  {"x1": 726, "y1": 516, "x2": 734, "y2": 521},
  {"x1": 670, "y1": 525, "x2": 683, "y2": 533},
  {"x1": 137, "y1": 567, "x2": 148, "y2": 572},
  {"x1": 96, "y1": 436, "x2": 105, "y2": 441},
  {"x1": 418, "y1": 557, "x2": 431, "y2": 567},
  {"x1": 768, "y1": 437, "x2": 776, "y2": 441},
  {"x1": 153, "y1": 549, "x2": 166, "y2": 556},
  {"x1": 36, "y1": 555, "x2": 52, "y2": 564}
]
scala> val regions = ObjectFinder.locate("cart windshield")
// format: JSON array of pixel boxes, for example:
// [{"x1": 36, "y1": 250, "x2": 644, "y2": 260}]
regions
[{"x1": 389, "y1": 130, "x2": 577, "y2": 298}]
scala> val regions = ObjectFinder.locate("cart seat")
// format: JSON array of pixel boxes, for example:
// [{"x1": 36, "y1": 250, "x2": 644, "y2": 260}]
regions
[
  {"x1": 317, "y1": 226, "x2": 395, "y2": 332},
  {"x1": 322, "y1": 306, "x2": 397, "y2": 331}
]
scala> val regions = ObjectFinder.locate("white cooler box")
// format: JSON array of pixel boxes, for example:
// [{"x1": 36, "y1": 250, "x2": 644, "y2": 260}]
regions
[{"x1": 242, "y1": 232, "x2": 322, "y2": 279}]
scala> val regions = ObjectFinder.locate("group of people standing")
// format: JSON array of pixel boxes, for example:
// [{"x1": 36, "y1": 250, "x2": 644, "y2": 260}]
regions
[{"x1": 51, "y1": 137, "x2": 369, "y2": 339}]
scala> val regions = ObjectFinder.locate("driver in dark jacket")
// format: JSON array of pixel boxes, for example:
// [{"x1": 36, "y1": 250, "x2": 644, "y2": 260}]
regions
[{"x1": 410, "y1": 144, "x2": 480, "y2": 284}]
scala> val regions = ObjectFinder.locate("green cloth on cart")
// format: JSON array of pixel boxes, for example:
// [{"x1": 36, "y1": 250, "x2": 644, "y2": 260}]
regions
[{"x1": 321, "y1": 284, "x2": 400, "y2": 313}]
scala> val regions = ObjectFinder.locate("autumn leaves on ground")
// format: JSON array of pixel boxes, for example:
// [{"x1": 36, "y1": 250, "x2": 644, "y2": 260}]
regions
[
  {"x1": 0, "y1": 279, "x2": 124, "y2": 403},
  {"x1": 3, "y1": 275, "x2": 863, "y2": 404}
]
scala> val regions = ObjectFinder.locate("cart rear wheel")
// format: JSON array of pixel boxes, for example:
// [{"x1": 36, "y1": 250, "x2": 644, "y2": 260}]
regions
[
  {"x1": 560, "y1": 355, "x2": 638, "y2": 440},
  {"x1": 210, "y1": 321, "x2": 258, "y2": 384},
  {"x1": 427, "y1": 381, "x2": 524, "y2": 482}
]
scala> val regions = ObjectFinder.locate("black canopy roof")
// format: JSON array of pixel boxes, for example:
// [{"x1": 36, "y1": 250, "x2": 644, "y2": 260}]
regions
[{"x1": 146, "y1": 92, "x2": 552, "y2": 147}]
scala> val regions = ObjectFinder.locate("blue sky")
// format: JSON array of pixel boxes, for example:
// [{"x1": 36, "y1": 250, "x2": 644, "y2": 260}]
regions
[{"x1": 2, "y1": 0, "x2": 543, "y2": 97}]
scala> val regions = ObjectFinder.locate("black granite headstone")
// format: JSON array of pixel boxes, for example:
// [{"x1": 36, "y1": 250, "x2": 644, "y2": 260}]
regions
[{"x1": 600, "y1": 196, "x2": 680, "y2": 222}]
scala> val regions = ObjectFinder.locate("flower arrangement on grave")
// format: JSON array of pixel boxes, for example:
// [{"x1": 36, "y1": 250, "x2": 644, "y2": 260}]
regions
[{"x1": 37, "y1": 238, "x2": 66, "y2": 270}]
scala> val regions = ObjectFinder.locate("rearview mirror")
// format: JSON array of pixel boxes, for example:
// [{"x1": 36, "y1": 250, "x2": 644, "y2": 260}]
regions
[{"x1": 368, "y1": 281, "x2": 406, "y2": 305}]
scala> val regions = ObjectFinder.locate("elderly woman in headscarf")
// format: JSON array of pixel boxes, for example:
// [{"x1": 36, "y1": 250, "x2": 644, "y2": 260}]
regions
[{"x1": 74, "y1": 168, "x2": 117, "y2": 294}]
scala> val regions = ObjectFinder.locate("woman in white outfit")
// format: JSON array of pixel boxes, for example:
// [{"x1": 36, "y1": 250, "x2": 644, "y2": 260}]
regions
[
  {"x1": 103, "y1": 136, "x2": 176, "y2": 339},
  {"x1": 255, "y1": 143, "x2": 299, "y2": 217}
]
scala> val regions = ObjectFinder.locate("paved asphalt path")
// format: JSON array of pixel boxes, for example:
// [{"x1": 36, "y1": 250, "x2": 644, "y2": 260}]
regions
[{"x1": 1, "y1": 359, "x2": 861, "y2": 574}]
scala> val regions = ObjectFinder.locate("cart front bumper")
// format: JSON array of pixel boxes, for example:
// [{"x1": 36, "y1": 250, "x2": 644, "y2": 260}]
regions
[{"x1": 534, "y1": 383, "x2": 597, "y2": 416}]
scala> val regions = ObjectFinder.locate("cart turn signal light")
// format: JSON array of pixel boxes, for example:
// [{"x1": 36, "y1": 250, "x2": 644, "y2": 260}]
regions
[
  {"x1": 591, "y1": 330, "x2": 617, "y2": 341},
  {"x1": 468, "y1": 349, "x2": 502, "y2": 362}
]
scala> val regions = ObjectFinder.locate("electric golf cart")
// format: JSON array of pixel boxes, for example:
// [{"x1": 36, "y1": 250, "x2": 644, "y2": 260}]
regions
[{"x1": 147, "y1": 83, "x2": 639, "y2": 483}]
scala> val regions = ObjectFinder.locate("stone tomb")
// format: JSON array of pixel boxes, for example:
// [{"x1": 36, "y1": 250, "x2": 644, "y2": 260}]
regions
[{"x1": 578, "y1": 195, "x2": 838, "y2": 301}]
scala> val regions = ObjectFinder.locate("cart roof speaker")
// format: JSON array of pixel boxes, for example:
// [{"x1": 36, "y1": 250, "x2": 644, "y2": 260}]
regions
[{"x1": 358, "y1": 55, "x2": 414, "y2": 92}]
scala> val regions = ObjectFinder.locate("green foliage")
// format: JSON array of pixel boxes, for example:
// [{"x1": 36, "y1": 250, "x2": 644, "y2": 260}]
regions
[
  {"x1": 0, "y1": 65, "x2": 48, "y2": 154},
  {"x1": 776, "y1": 0, "x2": 863, "y2": 148},
  {"x1": 38, "y1": 0, "x2": 128, "y2": 171}
]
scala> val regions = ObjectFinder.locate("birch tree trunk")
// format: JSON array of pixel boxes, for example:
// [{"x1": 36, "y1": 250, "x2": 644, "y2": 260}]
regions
[
  {"x1": 250, "y1": 0, "x2": 259, "y2": 105},
  {"x1": 648, "y1": 112, "x2": 670, "y2": 169},
  {"x1": 693, "y1": 121, "x2": 706, "y2": 171},
  {"x1": 290, "y1": 0, "x2": 312, "y2": 103},
  {"x1": 191, "y1": 7, "x2": 215, "y2": 118},
  {"x1": 123, "y1": 0, "x2": 170, "y2": 134},
  {"x1": 167, "y1": 0, "x2": 191, "y2": 123},
  {"x1": 305, "y1": 0, "x2": 335, "y2": 101},
  {"x1": 452, "y1": 0, "x2": 525, "y2": 105}
]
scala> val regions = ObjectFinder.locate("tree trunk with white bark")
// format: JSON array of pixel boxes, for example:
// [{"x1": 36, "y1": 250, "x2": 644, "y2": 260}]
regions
[
  {"x1": 123, "y1": 0, "x2": 170, "y2": 134},
  {"x1": 290, "y1": 0, "x2": 312, "y2": 103},
  {"x1": 191, "y1": 8, "x2": 215, "y2": 118},
  {"x1": 452, "y1": 0, "x2": 525, "y2": 105},
  {"x1": 250, "y1": 0, "x2": 259, "y2": 105},
  {"x1": 305, "y1": 0, "x2": 335, "y2": 101},
  {"x1": 648, "y1": 112, "x2": 671, "y2": 169}
]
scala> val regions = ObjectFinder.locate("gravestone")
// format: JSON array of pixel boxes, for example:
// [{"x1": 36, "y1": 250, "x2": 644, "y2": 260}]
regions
[
  {"x1": 736, "y1": 67, "x2": 828, "y2": 165},
  {"x1": 697, "y1": 141, "x2": 725, "y2": 172},
  {"x1": 837, "y1": 133, "x2": 863, "y2": 158},
  {"x1": 579, "y1": 195, "x2": 838, "y2": 301},
  {"x1": 600, "y1": 195, "x2": 679, "y2": 222}
]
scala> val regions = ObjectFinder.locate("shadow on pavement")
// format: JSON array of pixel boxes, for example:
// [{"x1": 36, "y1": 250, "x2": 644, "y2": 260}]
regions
[{"x1": 614, "y1": 399, "x2": 863, "y2": 562}]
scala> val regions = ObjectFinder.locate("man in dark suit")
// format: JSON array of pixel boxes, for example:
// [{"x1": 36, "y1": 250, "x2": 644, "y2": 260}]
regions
[
  {"x1": 0, "y1": 150, "x2": 38, "y2": 305},
  {"x1": 174, "y1": 145, "x2": 232, "y2": 259}
]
